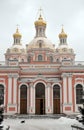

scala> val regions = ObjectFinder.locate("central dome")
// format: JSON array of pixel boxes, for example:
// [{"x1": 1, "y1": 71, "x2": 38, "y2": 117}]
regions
[
  {"x1": 34, "y1": 14, "x2": 46, "y2": 26},
  {"x1": 27, "y1": 37, "x2": 55, "y2": 50},
  {"x1": 27, "y1": 12, "x2": 55, "y2": 50}
]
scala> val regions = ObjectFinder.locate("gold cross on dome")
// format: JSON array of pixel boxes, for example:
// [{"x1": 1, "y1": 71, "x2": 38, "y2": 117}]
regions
[
  {"x1": 39, "y1": 7, "x2": 43, "y2": 15},
  {"x1": 61, "y1": 24, "x2": 64, "y2": 32},
  {"x1": 16, "y1": 24, "x2": 20, "y2": 33},
  {"x1": 16, "y1": 24, "x2": 19, "y2": 29},
  {"x1": 62, "y1": 24, "x2": 64, "y2": 28}
]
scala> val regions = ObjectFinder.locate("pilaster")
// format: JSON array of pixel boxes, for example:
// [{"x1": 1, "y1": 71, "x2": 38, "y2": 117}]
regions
[
  {"x1": 62, "y1": 73, "x2": 73, "y2": 113},
  {"x1": 46, "y1": 83, "x2": 52, "y2": 114},
  {"x1": 8, "y1": 74, "x2": 12, "y2": 104},
  {"x1": 68, "y1": 73, "x2": 72, "y2": 104},
  {"x1": 29, "y1": 83, "x2": 35, "y2": 114},
  {"x1": 62, "y1": 73, "x2": 67, "y2": 104},
  {"x1": 7, "y1": 74, "x2": 19, "y2": 114}
]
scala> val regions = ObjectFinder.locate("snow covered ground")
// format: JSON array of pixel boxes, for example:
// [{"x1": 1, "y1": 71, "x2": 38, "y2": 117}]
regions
[{"x1": 2, "y1": 117, "x2": 82, "y2": 130}]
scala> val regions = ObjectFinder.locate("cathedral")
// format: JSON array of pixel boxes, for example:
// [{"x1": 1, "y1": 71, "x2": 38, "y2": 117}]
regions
[{"x1": 0, "y1": 11, "x2": 84, "y2": 115}]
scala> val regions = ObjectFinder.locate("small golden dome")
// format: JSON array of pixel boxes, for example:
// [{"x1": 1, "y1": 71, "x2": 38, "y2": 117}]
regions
[
  {"x1": 34, "y1": 14, "x2": 46, "y2": 26},
  {"x1": 59, "y1": 27, "x2": 67, "y2": 38},
  {"x1": 13, "y1": 28, "x2": 22, "y2": 38}
]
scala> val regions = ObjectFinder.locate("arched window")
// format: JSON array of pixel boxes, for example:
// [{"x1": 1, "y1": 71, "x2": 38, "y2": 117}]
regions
[
  {"x1": 38, "y1": 55, "x2": 42, "y2": 61},
  {"x1": 39, "y1": 42, "x2": 42, "y2": 48},
  {"x1": 64, "y1": 57, "x2": 67, "y2": 60},
  {"x1": 16, "y1": 39, "x2": 18, "y2": 43},
  {"x1": 14, "y1": 58, "x2": 18, "y2": 61},
  {"x1": 53, "y1": 84, "x2": 60, "y2": 114},
  {"x1": 53, "y1": 85, "x2": 60, "y2": 99},
  {"x1": 35, "y1": 83, "x2": 45, "y2": 114},
  {"x1": 50, "y1": 56, "x2": 53, "y2": 63},
  {"x1": 76, "y1": 84, "x2": 83, "y2": 104},
  {"x1": 21, "y1": 59, "x2": 24, "y2": 62},
  {"x1": 27, "y1": 56, "x2": 31, "y2": 63},
  {"x1": 37, "y1": 40, "x2": 43, "y2": 48},
  {"x1": 60, "y1": 39, "x2": 62, "y2": 44},
  {"x1": 36, "y1": 83, "x2": 45, "y2": 98},
  {"x1": 40, "y1": 28, "x2": 42, "y2": 33},
  {"x1": 56, "y1": 59, "x2": 59, "y2": 62},
  {"x1": 63, "y1": 39, "x2": 64, "y2": 43},
  {"x1": 20, "y1": 85, "x2": 27, "y2": 114},
  {"x1": 20, "y1": 85, "x2": 27, "y2": 99}
]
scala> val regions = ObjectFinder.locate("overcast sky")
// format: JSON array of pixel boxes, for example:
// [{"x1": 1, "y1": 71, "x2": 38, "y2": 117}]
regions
[{"x1": 0, "y1": 0, "x2": 84, "y2": 61}]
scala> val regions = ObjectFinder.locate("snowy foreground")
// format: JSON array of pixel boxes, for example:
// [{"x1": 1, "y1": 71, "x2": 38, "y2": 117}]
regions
[{"x1": 2, "y1": 117, "x2": 82, "y2": 130}]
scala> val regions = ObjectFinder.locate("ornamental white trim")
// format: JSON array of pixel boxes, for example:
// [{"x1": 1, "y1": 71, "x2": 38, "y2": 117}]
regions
[
  {"x1": 52, "y1": 83, "x2": 62, "y2": 88},
  {"x1": 18, "y1": 83, "x2": 29, "y2": 89},
  {"x1": 33, "y1": 80, "x2": 47, "y2": 88},
  {"x1": 74, "y1": 82, "x2": 84, "y2": 88}
]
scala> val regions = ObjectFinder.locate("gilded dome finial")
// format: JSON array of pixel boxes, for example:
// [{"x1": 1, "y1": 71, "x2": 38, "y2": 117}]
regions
[
  {"x1": 61, "y1": 24, "x2": 64, "y2": 33},
  {"x1": 34, "y1": 8, "x2": 46, "y2": 26},
  {"x1": 16, "y1": 24, "x2": 19, "y2": 33},
  {"x1": 13, "y1": 25, "x2": 22, "y2": 38},
  {"x1": 39, "y1": 7, "x2": 42, "y2": 15},
  {"x1": 59, "y1": 25, "x2": 67, "y2": 38}
]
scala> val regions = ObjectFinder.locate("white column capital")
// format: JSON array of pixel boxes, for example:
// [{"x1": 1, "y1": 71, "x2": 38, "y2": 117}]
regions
[
  {"x1": 61, "y1": 73, "x2": 72, "y2": 78},
  {"x1": 29, "y1": 83, "x2": 33, "y2": 87},
  {"x1": 47, "y1": 83, "x2": 51, "y2": 88},
  {"x1": 8, "y1": 77, "x2": 12, "y2": 104},
  {"x1": 8, "y1": 73, "x2": 19, "y2": 78}
]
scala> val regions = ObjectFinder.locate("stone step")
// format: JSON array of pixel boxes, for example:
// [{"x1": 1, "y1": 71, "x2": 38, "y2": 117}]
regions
[{"x1": 4, "y1": 114, "x2": 66, "y2": 119}]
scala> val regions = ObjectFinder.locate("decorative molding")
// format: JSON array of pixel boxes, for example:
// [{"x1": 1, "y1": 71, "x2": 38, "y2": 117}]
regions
[
  {"x1": 21, "y1": 68, "x2": 59, "y2": 73},
  {"x1": 0, "y1": 78, "x2": 5, "y2": 80},
  {"x1": 75, "y1": 78, "x2": 83, "y2": 81},
  {"x1": 18, "y1": 83, "x2": 29, "y2": 89},
  {"x1": 61, "y1": 73, "x2": 72, "y2": 77},
  {"x1": 8, "y1": 73, "x2": 19, "y2": 78}
]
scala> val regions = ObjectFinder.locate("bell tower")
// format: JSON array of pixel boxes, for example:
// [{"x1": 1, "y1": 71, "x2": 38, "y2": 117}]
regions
[
  {"x1": 55, "y1": 27, "x2": 75, "y2": 64},
  {"x1": 59, "y1": 26, "x2": 67, "y2": 45},
  {"x1": 13, "y1": 27, "x2": 22, "y2": 45}
]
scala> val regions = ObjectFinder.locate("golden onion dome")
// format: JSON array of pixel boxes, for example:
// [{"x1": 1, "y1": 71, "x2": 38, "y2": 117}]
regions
[
  {"x1": 34, "y1": 14, "x2": 46, "y2": 26},
  {"x1": 59, "y1": 27, "x2": 67, "y2": 38},
  {"x1": 13, "y1": 28, "x2": 22, "y2": 38}
]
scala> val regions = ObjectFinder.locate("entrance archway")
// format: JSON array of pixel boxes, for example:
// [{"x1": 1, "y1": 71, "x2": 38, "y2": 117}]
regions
[
  {"x1": 53, "y1": 85, "x2": 60, "y2": 114},
  {"x1": 0, "y1": 84, "x2": 4, "y2": 105},
  {"x1": 20, "y1": 85, "x2": 27, "y2": 114},
  {"x1": 35, "y1": 83, "x2": 45, "y2": 115}
]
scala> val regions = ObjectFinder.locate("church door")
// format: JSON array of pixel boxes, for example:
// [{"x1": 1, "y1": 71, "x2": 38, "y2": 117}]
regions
[
  {"x1": 20, "y1": 85, "x2": 27, "y2": 114},
  {"x1": 35, "y1": 83, "x2": 45, "y2": 115},
  {"x1": 53, "y1": 85, "x2": 60, "y2": 114}
]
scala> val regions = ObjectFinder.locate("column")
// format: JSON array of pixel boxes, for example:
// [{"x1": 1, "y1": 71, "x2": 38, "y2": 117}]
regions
[
  {"x1": 13, "y1": 75, "x2": 18, "y2": 104},
  {"x1": 30, "y1": 83, "x2": 33, "y2": 107},
  {"x1": 29, "y1": 83, "x2": 34, "y2": 114},
  {"x1": 8, "y1": 75, "x2": 12, "y2": 104},
  {"x1": 47, "y1": 83, "x2": 51, "y2": 107},
  {"x1": 62, "y1": 73, "x2": 73, "y2": 113},
  {"x1": 18, "y1": 84, "x2": 20, "y2": 113},
  {"x1": 46, "y1": 83, "x2": 52, "y2": 114},
  {"x1": 68, "y1": 74, "x2": 72, "y2": 104},
  {"x1": 62, "y1": 74, "x2": 67, "y2": 104}
]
